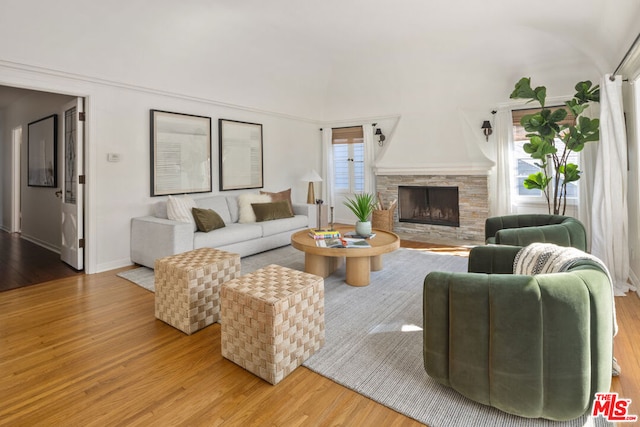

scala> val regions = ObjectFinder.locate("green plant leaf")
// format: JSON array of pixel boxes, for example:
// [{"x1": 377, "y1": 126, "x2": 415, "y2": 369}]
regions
[
  {"x1": 510, "y1": 78, "x2": 547, "y2": 107},
  {"x1": 343, "y1": 193, "x2": 377, "y2": 222},
  {"x1": 559, "y1": 163, "x2": 581, "y2": 183},
  {"x1": 534, "y1": 86, "x2": 546, "y2": 107},
  {"x1": 510, "y1": 77, "x2": 536, "y2": 99},
  {"x1": 523, "y1": 172, "x2": 549, "y2": 190},
  {"x1": 565, "y1": 99, "x2": 588, "y2": 117},
  {"x1": 574, "y1": 81, "x2": 600, "y2": 103},
  {"x1": 523, "y1": 136, "x2": 556, "y2": 160},
  {"x1": 549, "y1": 108, "x2": 567, "y2": 123}
]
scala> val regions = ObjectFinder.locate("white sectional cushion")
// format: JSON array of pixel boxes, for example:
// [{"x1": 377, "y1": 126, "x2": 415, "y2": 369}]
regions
[
  {"x1": 238, "y1": 193, "x2": 271, "y2": 223},
  {"x1": 153, "y1": 201, "x2": 168, "y2": 219},
  {"x1": 259, "y1": 215, "x2": 309, "y2": 237},
  {"x1": 193, "y1": 223, "x2": 262, "y2": 248},
  {"x1": 226, "y1": 196, "x2": 240, "y2": 223},
  {"x1": 195, "y1": 196, "x2": 232, "y2": 224},
  {"x1": 166, "y1": 195, "x2": 197, "y2": 231}
]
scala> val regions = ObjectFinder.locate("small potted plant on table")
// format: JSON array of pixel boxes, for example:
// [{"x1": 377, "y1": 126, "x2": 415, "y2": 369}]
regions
[{"x1": 343, "y1": 193, "x2": 377, "y2": 237}]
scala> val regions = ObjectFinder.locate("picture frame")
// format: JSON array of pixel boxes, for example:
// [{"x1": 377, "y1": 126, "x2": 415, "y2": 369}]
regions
[
  {"x1": 150, "y1": 110, "x2": 212, "y2": 196},
  {"x1": 28, "y1": 114, "x2": 58, "y2": 187},
  {"x1": 219, "y1": 119, "x2": 263, "y2": 191}
]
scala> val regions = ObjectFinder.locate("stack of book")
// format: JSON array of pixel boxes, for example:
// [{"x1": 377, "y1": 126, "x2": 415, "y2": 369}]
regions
[{"x1": 308, "y1": 229, "x2": 341, "y2": 240}]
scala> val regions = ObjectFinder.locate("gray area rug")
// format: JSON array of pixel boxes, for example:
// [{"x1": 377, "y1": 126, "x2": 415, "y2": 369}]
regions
[{"x1": 118, "y1": 246, "x2": 609, "y2": 427}]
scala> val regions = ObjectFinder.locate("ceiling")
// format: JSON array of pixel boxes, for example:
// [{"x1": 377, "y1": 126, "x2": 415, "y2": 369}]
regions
[{"x1": 1, "y1": 0, "x2": 640, "y2": 118}]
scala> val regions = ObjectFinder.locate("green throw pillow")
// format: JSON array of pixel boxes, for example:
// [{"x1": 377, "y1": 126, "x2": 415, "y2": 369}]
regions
[
  {"x1": 192, "y1": 208, "x2": 226, "y2": 232},
  {"x1": 251, "y1": 200, "x2": 294, "y2": 222}
]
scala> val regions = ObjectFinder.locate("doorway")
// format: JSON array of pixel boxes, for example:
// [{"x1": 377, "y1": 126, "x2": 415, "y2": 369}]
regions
[{"x1": 1, "y1": 85, "x2": 86, "y2": 277}]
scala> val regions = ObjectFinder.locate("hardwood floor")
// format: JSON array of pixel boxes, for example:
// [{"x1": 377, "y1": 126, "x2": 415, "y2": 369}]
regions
[
  {"x1": 0, "y1": 238, "x2": 639, "y2": 425},
  {"x1": 0, "y1": 231, "x2": 82, "y2": 292}
]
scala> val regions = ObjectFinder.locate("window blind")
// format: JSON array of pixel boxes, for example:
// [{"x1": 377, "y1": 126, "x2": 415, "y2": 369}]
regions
[{"x1": 332, "y1": 126, "x2": 363, "y2": 144}]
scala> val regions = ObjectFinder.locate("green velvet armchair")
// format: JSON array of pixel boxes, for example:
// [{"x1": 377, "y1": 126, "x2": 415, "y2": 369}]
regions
[
  {"x1": 485, "y1": 214, "x2": 587, "y2": 251},
  {"x1": 423, "y1": 245, "x2": 613, "y2": 421}
]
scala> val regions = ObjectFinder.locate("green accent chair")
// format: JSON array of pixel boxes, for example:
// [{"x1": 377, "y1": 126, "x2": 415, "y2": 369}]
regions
[
  {"x1": 485, "y1": 214, "x2": 587, "y2": 251},
  {"x1": 423, "y1": 245, "x2": 613, "y2": 421}
]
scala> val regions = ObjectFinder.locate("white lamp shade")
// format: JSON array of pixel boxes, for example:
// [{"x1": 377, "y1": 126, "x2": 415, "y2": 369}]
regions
[{"x1": 301, "y1": 169, "x2": 323, "y2": 182}]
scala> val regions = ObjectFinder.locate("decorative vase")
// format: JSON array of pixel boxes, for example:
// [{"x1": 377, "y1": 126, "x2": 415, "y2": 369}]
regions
[{"x1": 355, "y1": 221, "x2": 372, "y2": 237}]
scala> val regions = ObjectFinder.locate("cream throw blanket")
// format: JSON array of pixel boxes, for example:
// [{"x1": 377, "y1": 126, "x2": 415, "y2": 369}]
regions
[{"x1": 513, "y1": 242, "x2": 618, "y2": 336}]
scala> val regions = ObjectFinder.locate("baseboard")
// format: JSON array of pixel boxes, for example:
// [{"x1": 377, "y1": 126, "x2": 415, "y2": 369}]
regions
[
  {"x1": 20, "y1": 234, "x2": 60, "y2": 254},
  {"x1": 96, "y1": 258, "x2": 134, "y2": 274}
]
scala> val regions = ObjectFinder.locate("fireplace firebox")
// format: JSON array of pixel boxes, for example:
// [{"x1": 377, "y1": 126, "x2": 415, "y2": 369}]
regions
[{"x1": 398, "y1": 186, "x2": 459, "y2": 227}]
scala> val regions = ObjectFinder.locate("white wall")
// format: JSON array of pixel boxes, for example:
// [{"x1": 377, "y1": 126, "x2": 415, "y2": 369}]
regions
[
  {"x1": 93, "y1": 87, "x2": 322, "y2": 271},
  {"x1": 0, "y1": 63, "x2": 322, "y2": 273},
  {"x1": 322, "y1": 46, "x2": 603, "y2": 174},
  {"x1": 0, "y1": 2, "x2": 329, "y2": 122}
]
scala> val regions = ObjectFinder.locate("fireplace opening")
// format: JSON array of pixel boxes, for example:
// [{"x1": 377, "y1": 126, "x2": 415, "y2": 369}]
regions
[{"x1": 398, "y1": 186, "x2": 460, "y2": 227}]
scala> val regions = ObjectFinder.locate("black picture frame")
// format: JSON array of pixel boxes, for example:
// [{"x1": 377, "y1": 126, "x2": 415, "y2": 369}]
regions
[
  {"x1": 150, "y1": 109, "x2": 212, "y2": 196},
  {"x1": 218, "y1": 119, "x2": 264, "y2": 191},
  {"x1": 28, "y1": 114, "x2": 58, "y2": 187}
]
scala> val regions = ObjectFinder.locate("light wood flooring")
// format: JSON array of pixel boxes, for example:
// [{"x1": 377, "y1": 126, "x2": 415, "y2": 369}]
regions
[{"x1": 0, "y1": 235, "x2": 638, "y2": 425}]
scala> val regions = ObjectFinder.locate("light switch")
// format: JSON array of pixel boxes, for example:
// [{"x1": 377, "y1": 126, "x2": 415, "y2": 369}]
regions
[{"x1": 107, "y1": 153, "x2": 121, "y2": 162}]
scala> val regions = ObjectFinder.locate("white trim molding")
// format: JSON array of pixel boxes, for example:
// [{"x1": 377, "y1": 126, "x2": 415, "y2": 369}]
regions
[{"x1": 375, "y1": 162, "x2": 493, "y2": 176}]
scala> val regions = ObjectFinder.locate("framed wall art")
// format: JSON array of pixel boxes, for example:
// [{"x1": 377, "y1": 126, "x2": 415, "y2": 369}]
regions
[
  {"x1": 150, "y1": 110, "x2": 212, "y2": 196},
  {"x1": 28, "y1": 114, "x2": 58, "y2": 187},
  {"x1": 218, "y1": 119, "x2": 263, "y2": 191}
]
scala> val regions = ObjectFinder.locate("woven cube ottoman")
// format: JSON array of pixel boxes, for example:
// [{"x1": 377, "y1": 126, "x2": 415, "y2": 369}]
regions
[
  {"x1": 154, "y1": 248, "x2": 241, "y2": 335},
  {"x1": 221, "y1": 264, "x2": 325, "y2": 385}
]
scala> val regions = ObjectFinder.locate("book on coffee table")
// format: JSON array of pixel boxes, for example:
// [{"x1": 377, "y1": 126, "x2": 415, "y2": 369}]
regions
[
  {"x1": 316, "y1": 238, "x2": 370, "y2": 248},
  {"x1": 343, "y1": 231, "x2": 376, "y2": 239}
]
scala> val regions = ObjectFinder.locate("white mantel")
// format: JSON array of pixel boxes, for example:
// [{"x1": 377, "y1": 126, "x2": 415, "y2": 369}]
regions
[{"x1": 375, "y1": 161, "x2": 493, "y2": 177}]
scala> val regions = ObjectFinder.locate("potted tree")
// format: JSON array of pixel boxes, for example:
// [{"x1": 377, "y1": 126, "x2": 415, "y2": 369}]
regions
[
  {"x1": 509, "y1": 77, "x2": 600, "y2": 215},
  {"x1": 343, "y1": 193, "x2": 377, "y2": 236}
]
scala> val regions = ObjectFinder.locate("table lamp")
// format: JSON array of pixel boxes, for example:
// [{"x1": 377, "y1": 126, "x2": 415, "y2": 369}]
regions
[{"x1": 301, "y1": 170, "x2": 323, "y2": 204}]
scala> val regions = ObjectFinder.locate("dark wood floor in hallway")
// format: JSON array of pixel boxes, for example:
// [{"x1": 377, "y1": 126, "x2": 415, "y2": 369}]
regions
[{"x1": 0, "y1": 231, "x2": 83, "y2": 292}]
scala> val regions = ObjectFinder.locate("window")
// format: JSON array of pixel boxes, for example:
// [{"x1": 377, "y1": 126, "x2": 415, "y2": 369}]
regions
[
  {"x1": 511, "y1": 107, "x2": 579, "y2": 204},
  {"x1": 332, "y1": 126, "x2": 364, "y2": 193}
]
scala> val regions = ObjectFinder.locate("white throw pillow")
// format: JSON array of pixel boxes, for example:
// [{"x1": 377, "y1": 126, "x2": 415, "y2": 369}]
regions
[
  {"x1": 237, "y1": 193, "x2": 271, "y2": 223},
  {"x1": 166, "y1": 195, "x2": 198, "y2": 231}
]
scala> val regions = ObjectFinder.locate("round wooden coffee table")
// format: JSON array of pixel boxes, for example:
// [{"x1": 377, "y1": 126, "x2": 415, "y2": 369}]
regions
[{"x1": 290, "y1": 226, "x2": 400, "y2": 287}]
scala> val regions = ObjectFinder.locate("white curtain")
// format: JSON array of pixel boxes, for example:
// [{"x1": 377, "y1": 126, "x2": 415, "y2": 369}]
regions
[
  {"x1": 578, "y1": 103, "x2": 600, "y2": 251},
  {"x1": 321, "y1": 128, "x2": 335, "y2": 207},
  {"x1": 490, "y1": 109, "x2": 514, "y2": 216},
  {"x1": 362, "y1": 125, "x2": 376, "y2": 195},
  {"x1": 591, "y1": 74, "x2": 634, "y2": 295}
]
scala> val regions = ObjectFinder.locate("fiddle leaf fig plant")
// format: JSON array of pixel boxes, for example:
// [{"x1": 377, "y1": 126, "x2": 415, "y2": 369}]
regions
[{"x1": 509, "y1": 77, "x2": 600, "y2": 215}]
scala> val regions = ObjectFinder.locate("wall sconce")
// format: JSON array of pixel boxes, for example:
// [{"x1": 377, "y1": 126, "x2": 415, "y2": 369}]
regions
[
  {"x1": 375, "y1": 128, "x2": 386, "y2": 146},
  {"x1": 481, "y1": 121, "x2": 493, "y2": 141}
]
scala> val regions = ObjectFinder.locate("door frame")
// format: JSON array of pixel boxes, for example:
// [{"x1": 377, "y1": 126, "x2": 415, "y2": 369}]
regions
[{"x1": 0, "y1": 75, "x2": 94, "y2": 273}]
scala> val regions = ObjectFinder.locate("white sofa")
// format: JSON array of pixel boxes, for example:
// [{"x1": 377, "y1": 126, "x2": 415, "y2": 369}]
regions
[{"x1": 130, "y1": 194, "x2": 309, "y2": 268}]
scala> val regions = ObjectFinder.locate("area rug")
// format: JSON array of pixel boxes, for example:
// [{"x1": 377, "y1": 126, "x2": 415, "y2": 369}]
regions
[{"x1": 117, "y1": 246, "x2": 609, "y2": 426}]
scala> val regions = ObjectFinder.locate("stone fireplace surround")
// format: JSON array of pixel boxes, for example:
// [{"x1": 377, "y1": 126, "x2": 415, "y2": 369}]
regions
[{"x1": 376, "y1": 174, "x2": 489, "y2": 245}]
